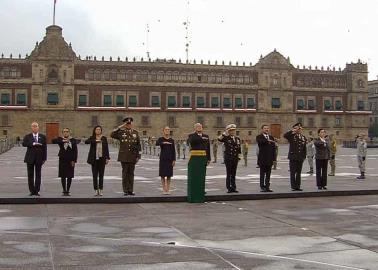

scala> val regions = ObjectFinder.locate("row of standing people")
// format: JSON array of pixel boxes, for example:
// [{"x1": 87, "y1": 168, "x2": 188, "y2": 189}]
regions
[{"x1": 22, "y1": 120, "x2": 368, "y2": 197}]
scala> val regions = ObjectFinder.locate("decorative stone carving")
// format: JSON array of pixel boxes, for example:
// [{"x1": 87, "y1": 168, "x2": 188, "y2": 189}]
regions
[{"x1": 29, "y1": 25, "x2": 76, "y2": 61}]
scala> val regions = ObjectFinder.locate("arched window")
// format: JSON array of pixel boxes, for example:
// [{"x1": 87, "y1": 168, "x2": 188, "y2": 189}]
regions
[
  {"x1": 95, "y1": 70, "x2": 102, "y2": 80},
  {"x1": 11, "y1": 68, "x2": 18, "y2": 78},
  {"x1": 2, "y1": 67, "x2": 10, "y2": 78},
  {"x1": 103, "y1": 69, "x2": 110, "y2": 81},
  {"x1": 110, "y1": 70, "x2": 117, "y2": 81},
  {"x1": 88, "y1": 69, "x2": 94, "y2": 80},
  {"x1": 48, "y1": 65, "x2": 58, "y2": 79}
]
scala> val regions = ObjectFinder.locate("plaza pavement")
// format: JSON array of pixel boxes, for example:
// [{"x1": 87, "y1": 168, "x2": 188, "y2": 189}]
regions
[{"x1": 0, "y1": 145, "x2": 377, "y2": 269}]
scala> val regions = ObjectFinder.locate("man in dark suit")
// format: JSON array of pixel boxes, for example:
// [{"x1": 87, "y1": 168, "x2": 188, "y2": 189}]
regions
[
  {"x1": 187, "y1": 123, "x2": 211, "y2": 163},
  {"x1": 284, "y1": 122, "x2": 307, "y2": 191},
  {"x1": 111, "y1": 117, "x2": 141, "y2": 196},
  {"x1": 22, "y1": 122, "x2": 47, "y2": 196},
  {"x1": 256, "y1": 125, "x2": 277, "y2": 192}
]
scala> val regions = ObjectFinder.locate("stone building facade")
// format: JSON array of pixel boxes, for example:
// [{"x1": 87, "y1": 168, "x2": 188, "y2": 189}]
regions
[
  {"x1": 368, "y1": 80, "x2": 378, "y2": 135},
  {"x1": 0, "y1": 25, "x2": 370, "y2": 143}
]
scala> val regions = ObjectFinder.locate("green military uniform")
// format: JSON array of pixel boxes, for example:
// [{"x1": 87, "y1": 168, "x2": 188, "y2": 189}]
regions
[
  {"x1": 241, "y1": 142, "x2": 249, "y2": 166},
  {"x1": 212, "y1": 140, "x2": 218, "y2": 163},
  {"x1": 111, "y1": 126, "x2": 141, "y2": 195},
  {"x1": 328, "y1": 135, "x2": 337, "y2": 176}
]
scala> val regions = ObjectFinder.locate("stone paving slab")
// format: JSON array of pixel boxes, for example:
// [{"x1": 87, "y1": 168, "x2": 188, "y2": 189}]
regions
[{"x1": 0, "y1": 195, "x2": 377, "y2": 269}]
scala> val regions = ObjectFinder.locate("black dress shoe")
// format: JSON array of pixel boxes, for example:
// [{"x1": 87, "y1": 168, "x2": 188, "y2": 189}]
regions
[
  {"x1": 124, "y1": 193, "x2": 128, "y2": 196},
  {"x1": 128, "y1": 192, "x2": 135, "y2": 196},
  {"x1": 296, "y1": 188, "x2": 303, "y2": 191},
  {"x1": 260, "y1": 189, "x2": 267, "y2": 192},
  {"x1": 266, "y1": 189, "x2": 273, "y2": 192},
  {"x1": 322, "y1": 187, "x2": 327, "y2": 190},
  {"x1": 227, "y1": 190, "x2": 233, "y2": 193},
  {"x1": 233, "y1": 190, "x2": 239, "y2": 193}
]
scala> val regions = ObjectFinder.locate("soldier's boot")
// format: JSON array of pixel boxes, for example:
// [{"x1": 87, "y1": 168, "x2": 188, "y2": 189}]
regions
[{"x1": 356, "y1": 172, "x2": 365, "y2": 180}]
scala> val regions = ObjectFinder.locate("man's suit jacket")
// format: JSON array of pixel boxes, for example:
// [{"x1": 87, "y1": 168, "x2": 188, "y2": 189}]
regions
[
  {"x1": 256, "y1": 134, "x2": 277, "y2": 166},
  {"x1": 52, "y1": 137, "x2": 78, "y2": 163},
  {"x1": 187, "y1": 132, "x2": 211, "y2": 161},
  {"x1": 85, "y1": 136, "x2": 110, "y2": 165},
  {"x1": 314, "y1": 138, "x2": 330, "y2": 160},
  {"x1": 22, "y1": 133, "x2": 47, "y2": 165}
]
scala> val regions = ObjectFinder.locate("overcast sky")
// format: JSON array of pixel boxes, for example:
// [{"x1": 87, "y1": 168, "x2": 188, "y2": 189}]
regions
[{"x1": 1, "y1": 0, "x2": 377, "y2": 80}]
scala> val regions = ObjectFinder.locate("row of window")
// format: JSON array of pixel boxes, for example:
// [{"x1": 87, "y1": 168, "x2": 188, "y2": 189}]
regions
[
  {"x1": 295, "y1": 76, "x2": 346, "y2": 88},
  {"x1": 0, "y1": 93, "x2": 27, "y2": 105},
  {"x1": 0, "y1": 67, "x2": 21, "y2": 79},
  {"x1": 78, "y1": 94, "x2": 257, "y2": 109},
  {"x1": 85, "y1": 69, "x2": 256, "y2": 85},
  {"x1": 86, "y1": 114, "x2": 257, "y2": 129},
  {"x1": 296, "y1": 97, "x2": 366, "y2": 111},
  {"x1": 0, "y1": 92, "x2": 366, "y2": 111},
  {"x1": 84, "y1": 114, "x2": 345, "y2": 131},
  {"x1": 296, "y1": 116, "x2": 344, "y2": 128}
]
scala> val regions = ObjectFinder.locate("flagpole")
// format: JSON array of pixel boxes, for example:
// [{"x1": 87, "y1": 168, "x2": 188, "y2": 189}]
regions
[{"x1": 53, "y1": 0, "x2": 56, "y2": 25}]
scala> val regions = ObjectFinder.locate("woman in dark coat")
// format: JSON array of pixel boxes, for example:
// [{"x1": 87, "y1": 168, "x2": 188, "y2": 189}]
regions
[
  {"x1": 52, "y1": 128, "x2": 78, "y2": 196},
  {"x1": 156, "y1": 126, "x2": 176, "y2": 195},
  {"x1": 85, "y1": 125, "x2": 110, "y2": 196},
  {"x1": 314, "y1": 128, "x2": 330, "y2": 190}
]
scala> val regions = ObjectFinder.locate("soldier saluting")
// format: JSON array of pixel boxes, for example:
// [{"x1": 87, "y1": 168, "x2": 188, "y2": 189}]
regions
[
  {"x1": 284, "y1": 122, "x2": 307, "y2": 191},
  {"x1": 111, "y1": 117, "x2": 141, "y2": 196},
  {"x1": 218, "y1": 124, "x2": 241, "y2": 193}
]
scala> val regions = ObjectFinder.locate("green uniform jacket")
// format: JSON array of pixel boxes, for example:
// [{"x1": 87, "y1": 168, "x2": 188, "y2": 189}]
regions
[{"x1": 111, "y1": 128, "x2": 141, "y2": 163}]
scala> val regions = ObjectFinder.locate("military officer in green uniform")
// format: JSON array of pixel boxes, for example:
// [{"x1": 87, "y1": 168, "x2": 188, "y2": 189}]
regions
[{"x1": 111, "y1": 117, "x2": 141, "y2": 195}]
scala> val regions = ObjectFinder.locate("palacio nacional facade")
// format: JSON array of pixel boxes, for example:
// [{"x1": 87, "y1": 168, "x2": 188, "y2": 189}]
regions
[{"x1": 0, "y1": 25, "x2": 370, "y2": 142}]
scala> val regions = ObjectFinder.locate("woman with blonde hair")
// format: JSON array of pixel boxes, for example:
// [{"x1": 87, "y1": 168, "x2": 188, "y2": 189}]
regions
[{"x1": 156, "y1": 126, "x2": 176, "y2": 194}]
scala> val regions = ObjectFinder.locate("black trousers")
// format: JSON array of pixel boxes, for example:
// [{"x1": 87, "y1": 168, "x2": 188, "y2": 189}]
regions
[
  {"x1": 91, "y1": 158, "x2": 106, "y2": 190},
  {"x1": 316, "y1": 159, "x2": 328, "y2": 187},
  {"x1": 121, "y1": 162, "x2": 136, "y2": 193},
  {"x1": 289, "y1": 159, "x2": 304, "y2": 189},
  {"x1": 61, "y1": 177, "x2": 72, "y2": 192},
  {"x1": 27, "y1": 163, "x2": 42, "y2": 194},
  {"x1": 259, "y1": 165, "x2": 272, "y2": 189},
  {"x1": 225, "y1": 158, "x2": 238, "y2": 191}
]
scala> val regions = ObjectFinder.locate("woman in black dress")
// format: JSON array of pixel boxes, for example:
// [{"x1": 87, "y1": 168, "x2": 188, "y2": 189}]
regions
[
  {"x1": 85, "y1": 125, "x2": 110, "y2": 196},
  {"x1": 156, "y1": 126, "x2": 176, "y2": 194},
  {"x1": 52, "y1": 128, "x2": 78, "y2": 196}
]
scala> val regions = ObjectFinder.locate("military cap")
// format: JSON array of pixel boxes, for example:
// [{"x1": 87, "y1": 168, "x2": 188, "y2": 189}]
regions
[
  {"x1": 123, "y1": 117, "x2": 134, "y2": 123},
  {"x1": 292, "y1": 122, "x2": 302, "y2": 128},
  {"x1": 226, "y1": 124, "x2": 237, "y2": 130}
]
